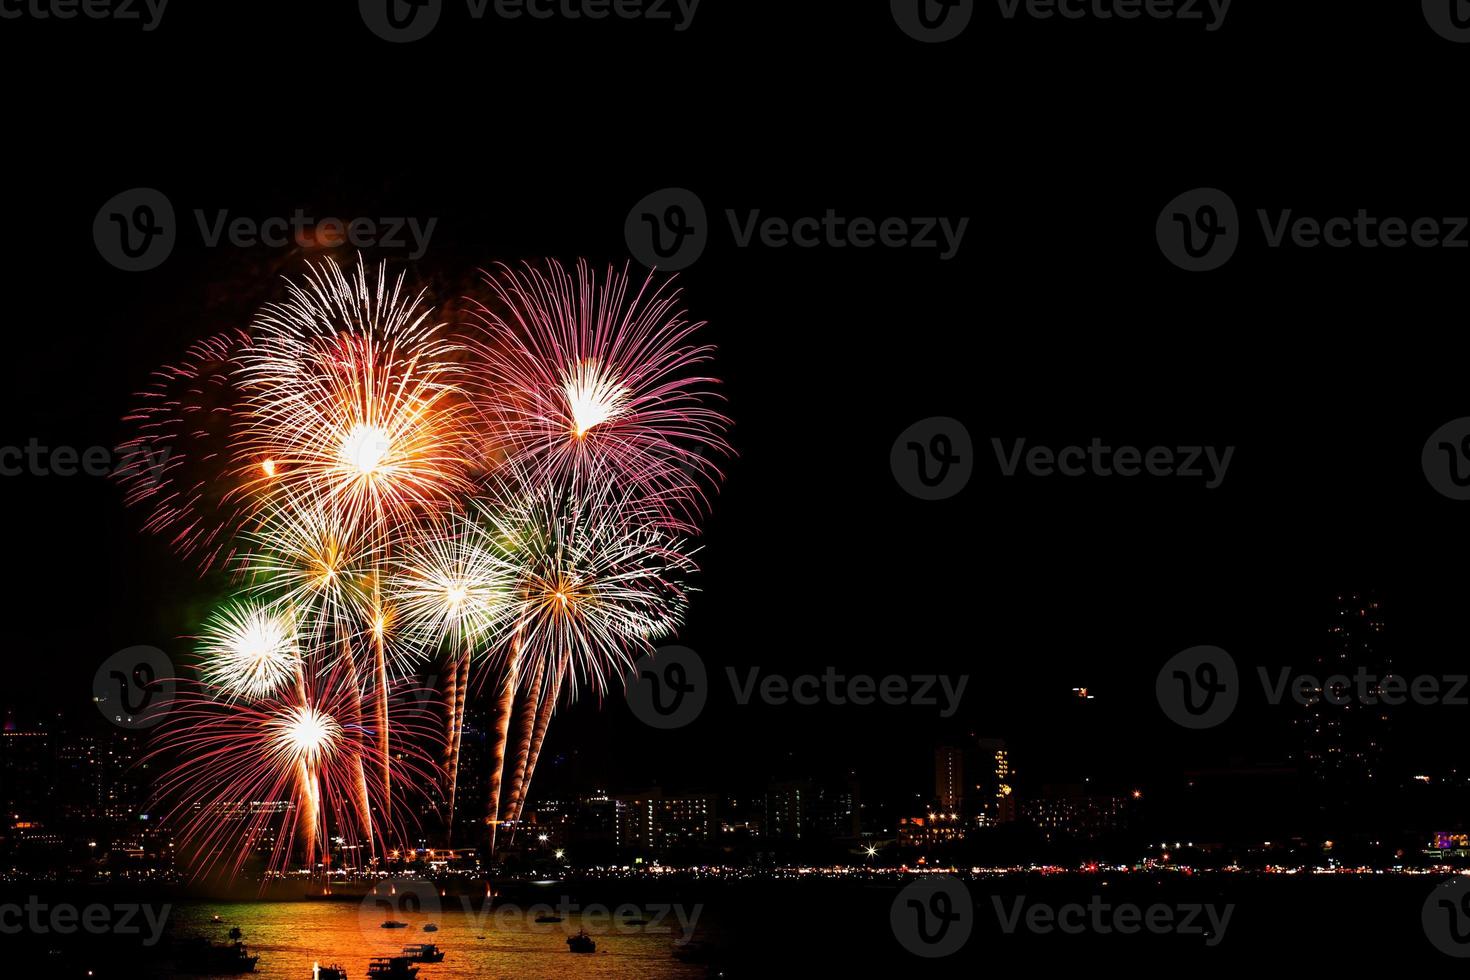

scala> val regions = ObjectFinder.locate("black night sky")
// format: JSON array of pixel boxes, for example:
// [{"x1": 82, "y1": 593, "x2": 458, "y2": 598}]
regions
[{"x1": 6, "y1": 1, "x2": 1470, "y2": 830}]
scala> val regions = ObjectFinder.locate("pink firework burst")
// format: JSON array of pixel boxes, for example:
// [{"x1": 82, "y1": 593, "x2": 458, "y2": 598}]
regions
[
  {"x1": 468, "y1": 260, "x2": 732, "y2": 525},
  {"x1": 116, "y1": 329, "x2": 254, "y2": 571}
]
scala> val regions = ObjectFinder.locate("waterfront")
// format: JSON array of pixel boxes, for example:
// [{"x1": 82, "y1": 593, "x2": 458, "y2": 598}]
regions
[{"x1": 162, "y1": 900, "x2": 705, "y2": 980}]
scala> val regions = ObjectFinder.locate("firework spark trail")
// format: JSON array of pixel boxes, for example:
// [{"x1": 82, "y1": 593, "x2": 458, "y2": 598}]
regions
[
  {"x1": 508, "y1": 663, "x2": 561, "y2": 826},
  {"x1": 130, "y1": 255, "x2": 727, "y2": 875},
  {"x1": 117, "y1": 329, "x2": 255, "y2": 572},
  {"x1": 239, "y1": 257, "x2": 482, "y2": 804},
  {"x1": 387, "y1": 507, "x2": 515, "y2": 837},
  {"x1": 484, "y1": 633, "x2": 520, "y2": 855},
  {"x1": 503, "y1": 655, "x2": 545, "y2": 833},
  {"x1": 469, "y1": 260, "x2": 732, "y2": 528}
]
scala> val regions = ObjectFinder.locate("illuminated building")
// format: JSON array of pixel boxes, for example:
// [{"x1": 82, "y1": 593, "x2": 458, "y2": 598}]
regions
[
  {"x1": 935, "y1": 746, "x2": 964, "y2": 812},
  {"x1": 1021, "y1": 784, "x2": 1132, "y2": 841},
  {"x1": 970, "y1": 737, "x2": 1016, "y2": 826},
  {"x1": 1299, "y1": 592, "x2": 1390, "y2": 808},
  {"x1": 611, "y1": 789, "x2": 717, "y2": 855}
]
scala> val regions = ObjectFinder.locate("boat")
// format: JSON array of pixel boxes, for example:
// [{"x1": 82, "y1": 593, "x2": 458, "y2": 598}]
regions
[
  {"x1": 567, "y1": 929, "x2": 596, "y2": 954},
  {"x1": 402, "y1": 944, "x2": 445, "y2": 963},
  {"x1": 177, "y1": 937, "x2": 259, "y2": 974},
  {"x1": 366, "y1": 957, "x2": 419, "y2": 980},
  {"x1": 421, "y1": 923, "x2": 438, "y2": 933},
  {"x1": 534, "y1": 913, "x2": 563, "y2": 923},
  {"x1": 211, "y1": 914, "x2": 223, "y2": 923},
  {"x1": 380, "y1": 920, "x2": 409, "y2": 929},
  {"x1": 228, "y1": 926, "x2": 243, "y2": 941},
  {"x1": 313, "y1": 965, "x2": 349, "y2": 980}
]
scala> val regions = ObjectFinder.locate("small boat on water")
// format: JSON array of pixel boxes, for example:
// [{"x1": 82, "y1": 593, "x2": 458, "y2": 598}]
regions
[
  {"x1": 422, "y1": 923, "x2": 438, "y2": 933},
  {"x1": 313, "y1": 964, "x2": 348, "y2": 980},
  {"x1": 567, "y1": 929, "x2": 596, "y2": 954},
  {"x1": 177, "y1": 937, "x2": 259, "y2": 974},
  {"x1": 211, "y1": 914, "x2": 223, "y2": 923},
  {"x1": 534, "y1": 913, "x2": 563, "y2": 923},
  {"x1": 402, "y1": 944, "x2": 445, "y2": 963},
  {"x1": 366, "y1": 956, "x2": 419, "y2": 979},
  {"x1": 380, "y1": 919, "x2": 409, "y2": 929}
]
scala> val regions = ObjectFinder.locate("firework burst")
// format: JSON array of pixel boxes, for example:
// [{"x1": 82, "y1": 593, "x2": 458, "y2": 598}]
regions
[
  {"x1": 469, "y1": 260, "x2": 731, "y2": 525},
  {"x1": 238, "y1": 256, "x2": 479, "y2": 534},
  {"x1": 133, "y1": 254, "x2": 728, "y2": 880},
  {"x1": 197, "y1": 600, "x2": 302, "y2": 702},
  {"x1": 116, "y1": 329, "x2": 255, "y2": 571}
]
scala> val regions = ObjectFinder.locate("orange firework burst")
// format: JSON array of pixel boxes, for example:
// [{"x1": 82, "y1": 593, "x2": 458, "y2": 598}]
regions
[{"x1": 238, "y1": 256, "x2": 480, "y2": 535}]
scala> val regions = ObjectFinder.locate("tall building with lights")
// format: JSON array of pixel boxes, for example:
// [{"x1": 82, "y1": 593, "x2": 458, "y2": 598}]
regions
[
  {"x1": 1299, "y1": 592, "x2": 1390, "y2": 807},
  {"x1": 935, "y1": 746, "x2": 964, "y2": 812},
  {"x1": 971, "y1": 737, "x2": 1016, "y2": 825}
]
